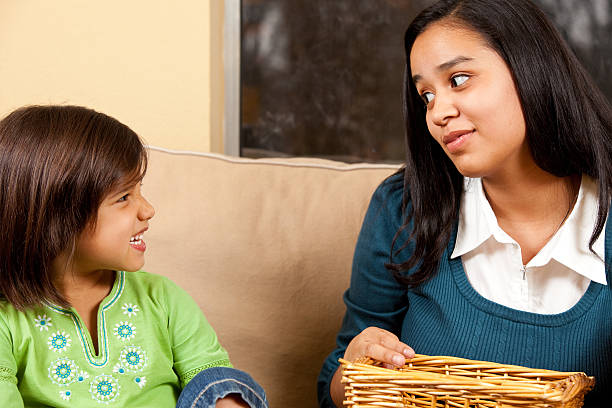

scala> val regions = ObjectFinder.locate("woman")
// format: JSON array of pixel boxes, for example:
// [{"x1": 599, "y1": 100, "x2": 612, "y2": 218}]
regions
[{"x1": 318, "y1": 0, "x2": 612, "y2": 407}]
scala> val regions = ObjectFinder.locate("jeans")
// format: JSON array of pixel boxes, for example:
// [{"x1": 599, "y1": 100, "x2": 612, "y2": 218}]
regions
[{"x1": 176, "y1": 367, "x2": 268, "y2": 408}]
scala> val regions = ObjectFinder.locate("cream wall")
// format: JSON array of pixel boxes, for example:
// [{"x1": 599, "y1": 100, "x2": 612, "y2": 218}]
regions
[{"x1": 0, "y1": 0, "x2": 224, "y2": 153}]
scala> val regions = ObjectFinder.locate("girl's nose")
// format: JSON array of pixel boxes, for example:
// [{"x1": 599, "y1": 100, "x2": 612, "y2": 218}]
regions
[
  {"x1": 138, "y1": 196, "x2": 155, "y2": 220},
  {"x1": 429, "y1": 92, "x2": 459, "y2": 127}
]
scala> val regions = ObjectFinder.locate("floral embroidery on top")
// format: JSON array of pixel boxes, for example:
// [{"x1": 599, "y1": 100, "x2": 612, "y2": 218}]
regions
[
  {"x1": 77, "y1": 370, "x2": 89, "y2": 383},
  {"x1": 48, "y1": 330, "x2": 72, "y2": 353},
  {"x1": 34, "y1": 314, "x2": 53, "y2": 331},
  {"x1": 48, "y1": 357, "x2": 78, "y2": 386},
  {"x1": 59, "y1": 390, "x2": 72, "y2": 400},
  {"x1": 113, "y1": 321, "x2": 136, "y2": 341},
  {"x1": 119, "y1": 346, "x2": 147, "y2": 372},
  {"x1": 121, "y1": 303, "x2": 139, "y2": 317},
  {"x1": 134, "y1": 376, "x2": 147, "y2": 389},
  {"x1": 113, "y1": 363, "x2": 127, "y2": 375},
  {"x1": 89, "y1": 374, "x2": 120, "y2": 403}
]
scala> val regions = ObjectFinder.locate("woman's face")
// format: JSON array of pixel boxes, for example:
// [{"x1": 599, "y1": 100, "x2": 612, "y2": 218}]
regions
[{"x1": 410, "y1": 22, "x2": 530, "y2": 179}]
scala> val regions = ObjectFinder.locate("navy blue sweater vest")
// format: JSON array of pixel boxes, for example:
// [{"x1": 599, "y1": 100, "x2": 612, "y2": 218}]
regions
[{"x1": 318, "y1": 175, "x2": 611, "y2": 407}]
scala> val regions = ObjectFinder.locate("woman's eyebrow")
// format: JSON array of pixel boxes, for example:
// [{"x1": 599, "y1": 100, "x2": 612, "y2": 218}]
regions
[{"x1": 412, "y1": 56, "x2": 474, "y2": 84}]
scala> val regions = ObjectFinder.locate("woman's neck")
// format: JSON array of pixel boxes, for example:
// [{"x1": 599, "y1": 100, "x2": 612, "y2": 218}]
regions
[
  {"x1": 482, "y1": 168, "x2": 579, "y2": 224},
  {"x1": 481, "y1": 166, "x2": 580, "y2": 264}
]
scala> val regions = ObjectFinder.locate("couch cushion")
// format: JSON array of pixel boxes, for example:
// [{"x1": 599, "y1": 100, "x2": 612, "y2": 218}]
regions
[{"x1": 143, "y1": 147, "x2": 399, "y2": 407}]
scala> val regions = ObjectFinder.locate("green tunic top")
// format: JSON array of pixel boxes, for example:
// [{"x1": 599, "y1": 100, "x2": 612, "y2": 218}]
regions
[{"x1": 0, "y1": 271, "x2": 231, "y2": 407}]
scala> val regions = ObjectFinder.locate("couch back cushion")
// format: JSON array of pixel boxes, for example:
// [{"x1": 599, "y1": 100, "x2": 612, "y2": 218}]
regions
[{"x1": 143, "y1": 147, "x2": 399, "y2": 407}]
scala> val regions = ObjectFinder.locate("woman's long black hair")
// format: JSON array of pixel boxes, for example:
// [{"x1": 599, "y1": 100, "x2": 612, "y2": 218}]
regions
[{"x1": 387, "y1": 0, "x2": 612, "y2": 286}]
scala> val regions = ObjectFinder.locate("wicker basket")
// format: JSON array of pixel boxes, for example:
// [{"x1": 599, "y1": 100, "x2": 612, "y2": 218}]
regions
[{"x1": 340, "y1": 355, "x2": 595, "y2": 408}]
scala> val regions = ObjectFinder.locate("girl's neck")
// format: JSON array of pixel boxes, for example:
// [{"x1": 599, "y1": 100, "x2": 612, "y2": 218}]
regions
[
  {"x1": 54, "y1": 270, "x2": 116, "y2": 306},
  {"x1": 51, "y1": 253, "x2": 116, "y2": 307}
]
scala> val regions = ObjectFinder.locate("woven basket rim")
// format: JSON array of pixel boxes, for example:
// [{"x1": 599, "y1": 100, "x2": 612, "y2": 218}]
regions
[{"x1": 340, "y1": 355, "x2": 595, "y2": 407}]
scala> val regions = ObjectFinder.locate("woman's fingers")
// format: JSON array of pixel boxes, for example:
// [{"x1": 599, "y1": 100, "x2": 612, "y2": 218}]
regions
[
  {"x1": 345, "y1": 327, "x2": 415, "y2": 367},
  {"x1": 365, "y1": 342, "x2": 408, "y2": 366}
]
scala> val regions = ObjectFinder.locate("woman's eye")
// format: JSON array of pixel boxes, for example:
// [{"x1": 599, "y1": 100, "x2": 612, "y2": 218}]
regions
[
  {"x1": 118, "y1": 194, "x2": 129, "y2": 202},
  {"x1": 450, "y1": 74, "x2": 469, "y2": 87},
  {"x1": 421, "y1": 92, "x2": 434, "y2": 105}
]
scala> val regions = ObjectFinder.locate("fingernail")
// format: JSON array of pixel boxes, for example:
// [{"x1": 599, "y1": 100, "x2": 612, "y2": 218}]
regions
[
  {"x1": 392, "y1": 355, "x2": 405, "y2": 366},
  {"x1": 403, "y1": 348, "x2": 414, "y2": 357}
]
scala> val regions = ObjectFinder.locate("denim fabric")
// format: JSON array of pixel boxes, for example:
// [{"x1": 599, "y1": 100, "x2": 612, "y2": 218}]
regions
[{"x1": 176, "y1": 367, "x2": 268, "y2": 408}]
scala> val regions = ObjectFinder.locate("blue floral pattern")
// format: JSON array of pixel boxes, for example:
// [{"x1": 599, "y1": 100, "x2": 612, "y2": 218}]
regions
[
  {"x1": 34, "y1": 314, "x2": 53, "y2": 331},
  {"x1": 113, "y1": 321, "x2": 136, "y2": 341},
  {"x1": 59, "y1": 389, "x2": 72, "y2": 400},
  {"x1": 89, "y1": 374, "x2": 120, "y2": 403},
  {"x1": 134, "y1": 375, "x2": 147, "y2": 389},
  {"x1": 48, "y1": 330, "x2": 71, "y2": 353},
  {"x1": 48, "y1": 357, "x2": 78, "y2": 386},
  {"x1": 119, "y1": 346, "x2": 147, "y2": 372},
  {"x1": 76, "y1": 370, "x2": 89, "y2": 383},
  {"x1": 113, "y1": 363, "x2": 127, "y2": 375},
  {"x1": 121, "y1": 303, "x2": 139, "y2": 317}
]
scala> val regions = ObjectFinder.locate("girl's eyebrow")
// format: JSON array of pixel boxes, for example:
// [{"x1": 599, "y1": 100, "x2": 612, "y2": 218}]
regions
[{"x1": 412, "y1": 56, "x2": 474, "y2": 84}]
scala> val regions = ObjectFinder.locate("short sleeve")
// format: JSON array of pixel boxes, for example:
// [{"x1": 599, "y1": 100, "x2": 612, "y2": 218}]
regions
[
  {"x1": 0, "y1": 310, "x2": 24, "y2": 408},
  {"x1": 162, "y1": 278, "x2": 232, "y2": 387},
  {"x1": 317, "y1": 174, "x2": 412, "y2": 407}
]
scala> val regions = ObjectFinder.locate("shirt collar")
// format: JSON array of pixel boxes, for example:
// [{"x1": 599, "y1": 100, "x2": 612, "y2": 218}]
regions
[{"x1": 451, "y1": 175, "x2": 607, "y2": 285}]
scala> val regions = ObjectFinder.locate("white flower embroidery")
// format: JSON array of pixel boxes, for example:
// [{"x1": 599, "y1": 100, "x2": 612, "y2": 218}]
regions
[
  {"x1": 34, "y1": 314, "x2": 53, "y2": 331},
  {"x1": 122, "y1": 303, "x2": 140, "y2": 317},
  {"x1": 48, "y1": 331, "x2": 71, "y2": 353},
  {"x1": 48, "y1": 357, "x2": 78, "y2": 386},
  {"x1": 113, "y1": 363, "x2": 127, "y2": 375},
  {"x1": 113, "y1": 321, "x2": 136, "y2": 341},
  {"x1": 59, "y1": 390, "x2": 72, "y2": 400},
  {"x1": 134, "y1": 376, "x2": 147, "y2": 389},
  {"x1": 89, "y1": 374, "x2": 120, "y2": 403},
  {"x1": 119, "y1": 346, "x2": 147, "y2": 372},
  {"x1": 76, "y1": 370, "x2": 89, "y2": 383}
]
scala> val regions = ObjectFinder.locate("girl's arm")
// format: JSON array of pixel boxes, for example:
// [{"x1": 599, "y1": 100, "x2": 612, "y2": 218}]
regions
[
  {"x1": 0, "y1": 381, "x2": 24, "y2": 408},
  {"x1": 163, "y1": 279, "x2": 268, "y2": 407},
  {"x1": 318, "y1": 176, "x2": 413, "y2": 407},
  {"x1": 0, "y1": 313, "x2": 25, "y2": 408}
]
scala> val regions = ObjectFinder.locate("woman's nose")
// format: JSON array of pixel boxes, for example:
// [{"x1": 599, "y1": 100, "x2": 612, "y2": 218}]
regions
[{"x1": 429, "y1": 92, "x2": 459, "y2": 126}]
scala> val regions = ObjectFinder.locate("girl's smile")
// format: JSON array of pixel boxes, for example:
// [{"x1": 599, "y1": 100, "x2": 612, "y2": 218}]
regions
[
  {"x1": 70, "y1": 183, "x2": 155, "y2": 275},
  {"x1": 129, "y1": 228, "x2": 148, "y2": 252}
]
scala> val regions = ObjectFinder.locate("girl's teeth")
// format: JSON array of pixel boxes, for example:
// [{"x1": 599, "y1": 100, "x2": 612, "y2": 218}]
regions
[{"x1": 130, "y1": 234, "x2": 143, "y2": 243}]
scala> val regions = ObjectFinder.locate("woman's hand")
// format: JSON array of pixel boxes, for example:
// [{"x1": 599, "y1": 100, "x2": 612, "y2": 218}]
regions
[
  {"x1": 215, "y1": 394, "x2": 250, "y2": 408},
  {"x1": 344, "y1": 326, "x2": 414, "y2": 367},
  {"x1": 330, "y1": 327, "x2": 414, "y2": 406}
]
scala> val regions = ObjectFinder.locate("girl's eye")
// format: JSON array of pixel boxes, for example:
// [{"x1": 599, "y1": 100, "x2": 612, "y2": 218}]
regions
[
  {"x1": 118, "y1": 194, "x2": 129, "y2": 202},
  {"x1": 450, "y1": 74, "x2": 469, "y2": 87},
  {"x1": 421, "y1": 92, "x2": 434, "y2": 105}
]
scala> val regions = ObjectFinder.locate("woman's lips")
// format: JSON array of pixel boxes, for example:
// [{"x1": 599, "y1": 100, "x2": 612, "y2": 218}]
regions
[{"x1": 443, "y1": 130, "x2": 474, "y2": 153}]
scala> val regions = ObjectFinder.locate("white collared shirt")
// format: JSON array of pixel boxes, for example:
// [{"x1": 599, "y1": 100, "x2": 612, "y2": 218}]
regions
[{"x1": 451, "y1": 175, "x2": 607, "y2": 314}]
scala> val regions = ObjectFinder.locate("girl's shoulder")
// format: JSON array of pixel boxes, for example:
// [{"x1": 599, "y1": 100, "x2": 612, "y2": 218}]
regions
[{"x1": 122, "y1": 271, "x2": 191, "y2": 303}]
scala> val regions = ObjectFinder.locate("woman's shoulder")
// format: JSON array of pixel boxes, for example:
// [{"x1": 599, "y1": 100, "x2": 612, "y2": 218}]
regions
[
  {"x1": 371, "y1": 169, "x2": 408, "y2": 206},
  {"x1": 360, "y1": 169, "x2": 410, "y2": 235}
]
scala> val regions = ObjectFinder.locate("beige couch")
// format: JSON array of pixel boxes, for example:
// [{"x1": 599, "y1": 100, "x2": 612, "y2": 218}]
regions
[{"x1": 143, "y1": 147, "x2": 399, "y2": 407}]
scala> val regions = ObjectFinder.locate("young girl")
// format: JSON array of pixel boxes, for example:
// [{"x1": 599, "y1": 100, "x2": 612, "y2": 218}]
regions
[
  {"x1": 319, "y1": 0, "x2": 612, "y2": 407},
  {"x1": 0, "y1": 105, "x2": 268, "y2": 408}
]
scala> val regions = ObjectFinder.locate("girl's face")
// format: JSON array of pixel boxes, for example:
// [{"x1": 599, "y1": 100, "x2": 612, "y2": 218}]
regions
[
  {"x1": 410, "y1": 22, "x2": 531, "y2": 179},
  {"x1": 70, "y1": 182, "x2": 155, "y2": 276}
]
